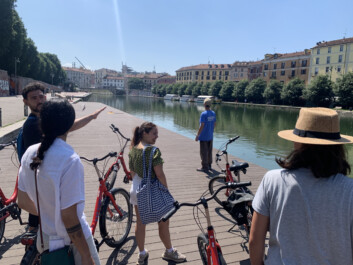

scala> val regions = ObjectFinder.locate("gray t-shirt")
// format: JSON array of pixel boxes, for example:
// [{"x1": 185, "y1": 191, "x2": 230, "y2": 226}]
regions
[{"x1": 253, "y1": 168, "x2": 353, "y2": 265}]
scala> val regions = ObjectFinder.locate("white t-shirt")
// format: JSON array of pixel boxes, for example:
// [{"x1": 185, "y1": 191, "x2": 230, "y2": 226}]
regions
[
  {"x1": 18, "y1": 138, "x2": 91, "y2": 245},
  {"x1": 253, "y1": 168, "x2": 353, "y2": 265}
]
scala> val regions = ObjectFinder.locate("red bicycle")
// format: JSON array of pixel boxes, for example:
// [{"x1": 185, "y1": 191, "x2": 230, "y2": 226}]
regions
[
  {"x1": 0, "y1": 141, "x2": 27, "y2": 243},
  {"x1": 161, "y1": 182, "x2": 252, "y2": 265},
  {"x1": 208, "y1": 137, "x2": 254, "y2": 241}
]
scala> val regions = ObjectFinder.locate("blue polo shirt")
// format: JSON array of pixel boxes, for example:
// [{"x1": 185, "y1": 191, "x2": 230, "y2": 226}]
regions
[{"x1": 199, "y1": 110, "x2": 216, "y2": 141}]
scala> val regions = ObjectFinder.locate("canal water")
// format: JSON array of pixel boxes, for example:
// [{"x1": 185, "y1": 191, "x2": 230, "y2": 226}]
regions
[{"x1": 87, "y1": 94, "x2": 353, "y2": 176}]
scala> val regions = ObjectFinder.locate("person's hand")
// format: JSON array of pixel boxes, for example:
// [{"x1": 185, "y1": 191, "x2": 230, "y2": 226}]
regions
[
  {"x1": 195, "y1": 135, "x2": 199, "y2": 141},
  {"x1": 92, "y1": 107, "x2": 106, "y2": 119}
]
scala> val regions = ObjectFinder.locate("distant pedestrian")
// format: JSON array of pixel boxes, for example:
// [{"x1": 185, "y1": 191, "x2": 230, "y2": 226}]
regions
[
  {"x1": 195, "y1": 98, "x2": 216, "y2": 172},
  {"x1": 20, "y1": 82, "x2": 105, "y2": 233},
  {"x1": 249, "y1": 107, "x2": 353, "y2": 265},
  {"x1": 129, "y1": 122, "x2": 186, "y2": 265}
]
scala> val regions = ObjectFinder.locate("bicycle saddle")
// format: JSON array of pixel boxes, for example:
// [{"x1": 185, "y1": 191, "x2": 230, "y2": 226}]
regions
[{"x1": 230, "y1": 160, "x2": 249, "y2": 171}]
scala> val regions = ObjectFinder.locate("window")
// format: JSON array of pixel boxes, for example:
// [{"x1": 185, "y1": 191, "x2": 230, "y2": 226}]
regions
[
  {"x1": 219, "y1": 71, "x2": 222, "y2": 76},
  {"x1": 206, "y1": 76, "x2": 210, "y2": 80},
  {"x1": 338, "y1": 55, "x2": 343, "y2": 63},
  {"x1": 219, "y1": 76, "x2": 221, "y2": 80},
  {"x1": 281, "y1": 70, "x2": 285, "y2": 76},
  {"x1": 207, "y1": 71, "x2": 210, "y2": 76},
  {"x1": 281, "y1": 62, "x2": 285, "y2": 69},
  {"x1": 301, "y1": 60, "x2": 307, "y2": 67},
  {"x1": 317, "y1": 49, "x2": 320, "y2": 55},
  {"x1": 201, "y1": 76, "x2": 204, "y2": 80},
  {"x1": 328, "y1": 47, "x2": 331, "y2": 53},
  {"x1": 195, "y1": 71, "x2": 199, "y2": 75},
  {"x1": 315, "y1": 67, "x2": 319, "y2": 75},
  {"x1": 316, "y1": 58, "x2": 320, "y2": 64},
  {"x1": 225, "y1": 76, "x2": 228, "y2": 80},
  {"x1": 273, "y1": 63, "x2": 277, "y2": 70},
  {"x1": 301, "y1": 69, "x2": 306, "y2": 75},
  {"x1": 196, "y1": 76, "x2": 198, "y2": 80},
  {"x1": 326, "y1": 56, "x2": 330, "y2": 64},
  {"x1": 234, "y1": 73, "x2": 238, "y2": 78},
  {"x1": 241, "y1": 68, "x2": 244, "y2": 72},
  {"x1": 212, "y1": 71, "x2": 216, "y2": 76},
  {"x1": 264, "y1": 64, "x2": 269, "y2": 70},
  {"x1": 325, "y1": 67, "x2": 330, "y2": 73},
  {"x1": 291, "y1": 61, "x2": 296, "y2": 68},
  {"x1": 240, "y1": 73, "x2": 243, "y2": 77},
  {"x1": 291, "y1": 70, "x2": 295, "y2": 77},
  {"x1": 263, "y1": 72, "x2": 267, "y2": 77},
  {"x1": 271, "y1": 71, "x2": 276, "y2": 78},
  {"x1": 340, "y1": 45, "x2": 344, "y2": 52},
  {"x1": 201, "y1": 71, "x2": 204, "y2": 76},
  {"x1": 212, "y1": 76, "x2": 216, "y2": 80},
  {"x1": 337, "y1": 66, "x2": 341, "y2": 72},
  {"x1": 225, "y1": 71, "x2": 229, "y2": 76}
]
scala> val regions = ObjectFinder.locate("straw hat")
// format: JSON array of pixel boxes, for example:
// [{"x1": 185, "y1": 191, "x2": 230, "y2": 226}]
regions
[{"x1": 278, "y1": 107, "x2": 353, "y2": 145}]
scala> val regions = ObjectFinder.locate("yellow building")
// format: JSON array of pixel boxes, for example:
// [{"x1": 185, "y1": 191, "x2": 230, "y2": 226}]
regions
[
  {"x1": 309, "y1": 37, "x2": 353, "y2": 83},
  {"x1": 175, "y1": 64, "x2": 232, "y2": 84}
]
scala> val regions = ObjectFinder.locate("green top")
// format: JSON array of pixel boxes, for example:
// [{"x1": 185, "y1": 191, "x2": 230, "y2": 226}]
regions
[{"x1": 128, "y1": 146, "x2": 164, "y2": 179}]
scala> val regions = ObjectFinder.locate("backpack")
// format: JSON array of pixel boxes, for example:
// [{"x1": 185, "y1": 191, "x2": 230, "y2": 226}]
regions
[
  {"x1": 17, "y1": 116, "x2": 36, "y2": 162},
  {"x1": 222, "y1": 188, "x2": 254, "y2": 226}
]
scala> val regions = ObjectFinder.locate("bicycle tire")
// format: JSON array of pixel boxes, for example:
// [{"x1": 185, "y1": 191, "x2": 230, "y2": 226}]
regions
[
  {"x1": 0, "y1": 202, "x2": 6, "y2": 243},
  {"x1": 217, "y1": 249, "x2": 227, "y2": 265},
  {"x1": 105, "y1": 164, "x2": 118, "y2": 191},
  {"x1": 99, "y1": 188, "x2": 132, "y2": 248},
  {"x1": 208, "y1": 172, "x2": 239, "y2": 206},
  {"x1": 20, "y1": 244, "x2": 40, "y2": 265},
  {"x1": 197, "y1": 233, "x2": 209, "y2": 265}
]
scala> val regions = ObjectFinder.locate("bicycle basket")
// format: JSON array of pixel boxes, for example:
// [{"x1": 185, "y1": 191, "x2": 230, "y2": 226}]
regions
[{"x1": 222, "y1": 189, "x2": 254, "y2": 226}]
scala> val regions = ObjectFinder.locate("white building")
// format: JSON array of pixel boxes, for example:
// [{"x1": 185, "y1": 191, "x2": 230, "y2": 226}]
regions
[
  {"x1": 103, "y1": 76, "x2": 124, "y2": 90},
  {"x1": 63, "y1": 67, "x2": 94, "y2": 89},
  {"x1": 95, "y1": 68, "x2": 119, "y2": 88}
]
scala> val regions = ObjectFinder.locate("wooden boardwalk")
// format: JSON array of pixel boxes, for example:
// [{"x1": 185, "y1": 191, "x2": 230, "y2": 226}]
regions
[{"x1": 0, "y1": 101, "x2": 268, "y2": 264}]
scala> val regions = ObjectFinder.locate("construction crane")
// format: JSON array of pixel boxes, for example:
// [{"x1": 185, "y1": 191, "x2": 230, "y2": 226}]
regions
[{"x1": 75, "y1": 57, "x2": 86, "y2": 69}]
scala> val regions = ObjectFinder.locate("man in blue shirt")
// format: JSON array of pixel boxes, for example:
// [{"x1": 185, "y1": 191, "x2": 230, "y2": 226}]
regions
[{"x1": 195, "y1": 98, "x2": 216, "y2": 172}]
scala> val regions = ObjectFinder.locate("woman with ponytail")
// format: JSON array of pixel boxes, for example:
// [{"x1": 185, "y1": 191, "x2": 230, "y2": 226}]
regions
[
  {"x1": 18, "y1": 100, "x2": 100, "y2": 265},
  {"x1": 128, "y1": 122, "x2": 186, "y2": 265}
]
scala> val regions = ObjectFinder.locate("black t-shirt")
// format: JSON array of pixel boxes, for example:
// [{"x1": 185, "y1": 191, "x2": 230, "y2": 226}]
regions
[{"x1": 23, "y1": 113, "x2": 42, "y2": 151}]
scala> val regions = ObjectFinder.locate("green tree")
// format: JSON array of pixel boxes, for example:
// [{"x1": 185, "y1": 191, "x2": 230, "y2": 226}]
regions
[
  {"x1": 185, "y1": 82, "x2": 196, "y2": 95},
  {"x1": 209, "y1": 80, "x2": 224, "y2": 97},
  {"x1": 281, "y1": 78, "x2": 305, "y2": 106},
  {"x1": 334, "y1": 72, "x2": 353, "y2": 109},
  {"x1": 263, "y1": 80, "x2": 283, "y2": 104},
  {"x1": 192, "y1": 83, "x2": 203, "y2": 97},
  {"x1": 232, "y1": 80, "x2": 249, "y2": 102},
  {"x1": 245, "y1": 78, "x2": 266, "y2": 103},
  {"x1": 0, "y1": 0, "x2": 15, "y2": 59},
  {"x1": 304, "y1": 75, "x2": 334, "y2": 107},
  {"x1": 202, "y1": 82, "x2": 211, "y2": 95},
  {"x1": 177, "y1": 83, "x2": 186, "y2": 96},
  {"x1": 219, "y1": 81, "x2": 235, "y2": 101},
  {"x1": 128, "y1": 78, "x2": 144, "y2": 90}
]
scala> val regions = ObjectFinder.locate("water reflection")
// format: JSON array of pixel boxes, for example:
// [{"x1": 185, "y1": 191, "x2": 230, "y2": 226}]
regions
[{"x1": 87, "y1": 94, "x2": 353, "y2": 175}]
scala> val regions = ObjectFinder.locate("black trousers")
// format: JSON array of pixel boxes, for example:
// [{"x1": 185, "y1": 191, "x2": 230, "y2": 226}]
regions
[{"x1": 199, "y1": 140, "x2": 213, "y2": 169}]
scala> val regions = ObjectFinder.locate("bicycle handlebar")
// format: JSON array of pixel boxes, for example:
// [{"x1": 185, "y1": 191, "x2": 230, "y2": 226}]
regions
[
  {"x1": 216, "y1": 136, "x2": 240, "y2": 161},
  {"x1": 80, "y1": 152, "x2": 117, "y2": 164},
  {"x1": 110, "y1": 124, "x2": 130, "y2": 141},
  {"x1": 159, "y1": 181, "x2": 251, "y2": 222},
  {"x1": 0, "y1": 140, "x2": 16, "y2": 151}
]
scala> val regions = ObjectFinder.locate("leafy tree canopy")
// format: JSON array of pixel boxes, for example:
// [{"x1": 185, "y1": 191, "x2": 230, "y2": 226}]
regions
[
  {"x1": 334, "y1": 72, "x2": 353, "y2": 109},
  {"x1": 245, "y1": 78, "x2": 266, "y2": 103},
  {"x1": 304, "y1": 75, "x2": 334, "y2": 107}
]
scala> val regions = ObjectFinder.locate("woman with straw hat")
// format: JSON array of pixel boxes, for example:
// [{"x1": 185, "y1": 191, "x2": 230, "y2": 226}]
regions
[{"x1": 249, "y1": 107, "x2": 353, "y2": 265}]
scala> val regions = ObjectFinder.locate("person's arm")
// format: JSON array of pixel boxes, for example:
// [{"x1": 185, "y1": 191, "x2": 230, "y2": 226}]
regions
[
  {"x1": 249, "y1": 211, "x2": 269, "y2": 265},
  {"x1": 61, "y1": 204, "x2": 95, "y2": 265},
  {"x1": 154, "y1": 164, "x2": 168, "y2": 188},
  {"x1": 69, "y1": 107, "x2": 106, "y2": 132},
  {"x1": 17, "y1": 190, "x2": 38, "y2": 216},
  {"x1": 195, "y1": 122, "x2": 205, "y2": 141}
]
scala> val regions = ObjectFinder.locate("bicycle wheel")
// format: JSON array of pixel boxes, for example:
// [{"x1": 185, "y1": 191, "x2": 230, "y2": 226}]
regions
[
  {"x1": 20, "y1": 244, "x2": 40, "y2": 265},
  {"x1": 0, "y1": 202, "x2": 6, "y2": 243},
  {"x1": 105, "y1": 164, "x2": 118, "y2": 191},
  {"x1": 209, "y1": 172, "x2": 239, "y2": 206},
  {"x1": 99, "y1": 188, "x2": 132, "y2": 248},
  {"x1": 217, "y1": 249, "x2": 227, "y2": 265},
  {"x1": 197, "y1": 233, "x2": 209, "y2": 265}
]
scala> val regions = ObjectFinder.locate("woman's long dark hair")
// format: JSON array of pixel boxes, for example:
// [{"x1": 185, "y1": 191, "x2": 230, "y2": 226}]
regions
[
  {"x1": 30, "y1": 100, "x2": 75, "y2": 170},
  {"x1": 131, "y1": 122, "x2": 156, "y2": 148},
  {"x1": 276, "y1": 144, "x2": 351, "y2": 178}
]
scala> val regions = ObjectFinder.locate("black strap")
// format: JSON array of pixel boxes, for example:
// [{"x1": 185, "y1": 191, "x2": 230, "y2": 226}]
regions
[
  {"x1": 34, "y1": 168, "x2": 44, "y2": 250},
  {"x1": 293, "y1": 128, "x2": 340, "y2": 140}
]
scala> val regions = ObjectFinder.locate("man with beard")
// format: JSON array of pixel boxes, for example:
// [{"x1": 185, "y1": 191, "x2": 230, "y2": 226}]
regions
[{"x1": 21, "y1": 82, "x2": 105, "y2": 232}]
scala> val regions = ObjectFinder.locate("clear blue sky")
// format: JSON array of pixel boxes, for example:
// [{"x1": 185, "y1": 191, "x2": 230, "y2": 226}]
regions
[{"x1": 16, "y1": 0, "x2": 353, "y2": 75}]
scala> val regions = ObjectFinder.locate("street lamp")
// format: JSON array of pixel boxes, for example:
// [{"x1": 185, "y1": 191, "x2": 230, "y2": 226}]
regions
[
  {"x1": 14, "y1": 57, "x2": 20, "y2": 77},
  {"x1": 50, "y1": 73, "x2": 55, "y2": 85}
]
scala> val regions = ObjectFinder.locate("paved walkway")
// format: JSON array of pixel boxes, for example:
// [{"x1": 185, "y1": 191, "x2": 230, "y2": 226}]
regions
[{"x1": 0, "y1": 99, "x2": 268, "y2": 264}]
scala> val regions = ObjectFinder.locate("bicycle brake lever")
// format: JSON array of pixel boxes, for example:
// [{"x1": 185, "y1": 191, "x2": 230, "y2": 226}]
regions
[{"x1": 123, "y1": 175, "x2": 129, "y2": 184}]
